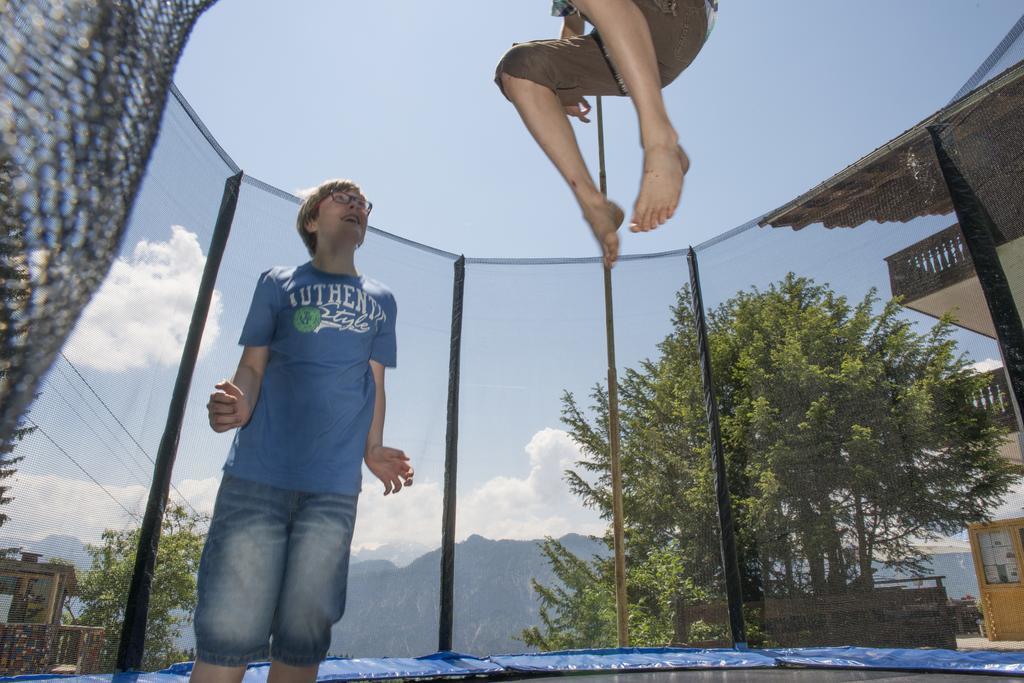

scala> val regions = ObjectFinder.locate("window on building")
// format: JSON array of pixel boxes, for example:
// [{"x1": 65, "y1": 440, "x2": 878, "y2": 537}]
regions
[
  {"x1": 979, "y1": 528, "x2": 1021, "y2": 585},
  {"x1": 0, "y1": 573, "x2": 54, "y2": 624}
]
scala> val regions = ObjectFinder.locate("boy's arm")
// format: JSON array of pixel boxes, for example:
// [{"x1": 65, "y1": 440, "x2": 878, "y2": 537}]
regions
[
  {"x1": 233, "y1": 346, "x2": 269, "y2": 403},
  {"x1": 364, "y1": 360, "x2": 413, "y2": 495},
  {"x1": 366, "y1": 360, "x2": 387, "y2": 452},
  {"x1": 561, "y1": 14, "x2": 586, "y2": 39},
  {"x1": 207, "y1": 346, "x2": 269, "y2": 432}
]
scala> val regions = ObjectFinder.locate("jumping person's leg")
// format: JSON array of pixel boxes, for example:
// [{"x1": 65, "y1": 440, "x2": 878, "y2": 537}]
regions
[
  {"x1": 571, "y1": 0, "x2": 687, "y2": 234},
  {"x1": 498, "y1": 67, "x2": 623, "y2": 267},
  {"x1": 495, "y1": 0, "x2": 706, "y2": 264}
]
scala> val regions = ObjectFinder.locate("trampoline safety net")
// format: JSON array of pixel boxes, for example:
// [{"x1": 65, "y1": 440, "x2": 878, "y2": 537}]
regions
[{"x1": 1, "y1": 0, "x2": 1024, "y2": 677}]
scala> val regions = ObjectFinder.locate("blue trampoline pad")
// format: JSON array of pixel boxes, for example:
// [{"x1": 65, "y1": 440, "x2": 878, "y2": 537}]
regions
[
  {"x1": 6, "y1": 668, "x2": 1020, "y2": 683},
  {"x1": 509, "y1": 672, "x2": 1024, "y2": 681},
  {"x1": 490, "y1": 647, "x2": 777, "y2": 672},
  {"x1": 2, "y1": 648, "x2": 1023, "y2": 682},
  {"x1": 767, "y1": 647, "x2": 1024, "y2": 677},
  {"x1": 491, "y1": 648, "x2": 1024, "y2": 678}
]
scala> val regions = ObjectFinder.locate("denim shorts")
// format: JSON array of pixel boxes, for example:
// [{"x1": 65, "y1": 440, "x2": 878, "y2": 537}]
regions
[{"x1": 194, "y1": 474, "x2": 358, "y2": 667}]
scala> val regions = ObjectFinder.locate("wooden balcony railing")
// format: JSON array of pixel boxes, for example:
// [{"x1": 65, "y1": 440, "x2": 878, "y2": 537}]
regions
[
  {"x1": 976, "y1": 368, "x2": 1020, "y2": 432},
  {"x1": 0, "y1": 623, "x2": 105, "y2": 675},
  {"x1": 885, "y1": 223, "x2": 976, "y2": 303}
]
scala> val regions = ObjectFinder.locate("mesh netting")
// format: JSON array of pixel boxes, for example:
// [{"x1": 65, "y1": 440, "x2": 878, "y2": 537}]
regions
[
  {"x1": 743, "y1": 49, "x2": 1024, "y2": 650},
  {"x1": 1, "y1": 0, "x2": 1023, "y2": 675},
  {"x1": 0, "y1": 0, "x2": 216, "y2": 455},
  {"x1": 950, "y1": 13, "x2": 1024, "y2": 103},
  {"x1": 0, "y1": 77, "x2": 236, "y2": 672}
]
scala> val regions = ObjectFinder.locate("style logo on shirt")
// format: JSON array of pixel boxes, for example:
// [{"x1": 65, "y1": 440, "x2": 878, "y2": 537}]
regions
[{"x1": 290, "y1": 283, "x2": 386, "y2": 334}]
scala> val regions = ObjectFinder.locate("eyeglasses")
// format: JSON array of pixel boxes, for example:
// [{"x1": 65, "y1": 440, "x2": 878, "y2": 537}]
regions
[{"x1": 324, "y1": 190, "x2": 373, "y2": 215}]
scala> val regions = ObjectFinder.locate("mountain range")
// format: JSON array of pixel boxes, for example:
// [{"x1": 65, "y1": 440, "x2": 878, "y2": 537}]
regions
[{"x1": 0, "y1": 532, "x2": 985, "y2": 658}]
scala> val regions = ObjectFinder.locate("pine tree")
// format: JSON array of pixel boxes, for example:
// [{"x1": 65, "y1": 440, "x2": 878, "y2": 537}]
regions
[
  {"x1": 0, "y1": 155, "x2": 34, "y2": 529},
  {"x1": 526, "y1": 274, "x2": 1021, "y2": 648}
]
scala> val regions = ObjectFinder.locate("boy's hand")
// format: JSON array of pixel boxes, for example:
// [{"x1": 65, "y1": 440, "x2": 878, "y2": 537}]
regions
[
  {"x1": 565, "y1": 97, "x2": 591, "y2": 123},
  {"x1": 207, "y1": 380, "x2": 251, "y2": 432},
  {"x1": 365, "y1": 445, "x2": 413, "y2": 496}
]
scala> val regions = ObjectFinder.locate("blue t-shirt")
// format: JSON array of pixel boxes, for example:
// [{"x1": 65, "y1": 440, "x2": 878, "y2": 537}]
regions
[{"x1": 224, "y1": 262, "x2": 398, "y2": 495}]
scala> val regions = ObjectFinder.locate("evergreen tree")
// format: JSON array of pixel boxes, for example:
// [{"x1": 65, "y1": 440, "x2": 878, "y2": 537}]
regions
[
  {"x1": 526, "y1": 275, "x2": 1020, "y2": 647},
  {"x1": 0, "y1": 155, "x2": 33, "y2": 529}
]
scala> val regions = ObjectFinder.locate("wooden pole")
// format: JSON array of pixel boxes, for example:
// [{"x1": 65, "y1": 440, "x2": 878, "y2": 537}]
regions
[{"x1": 597, "y1": 95, "x2": 629, "y2": 646}]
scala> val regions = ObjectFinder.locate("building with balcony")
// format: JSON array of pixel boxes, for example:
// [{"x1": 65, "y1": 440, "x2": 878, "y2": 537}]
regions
[
  {"x1": 0, "y1": 551, "x2": 104, "y2": 675},
  {"x1": 760, "y1": 31, "x2": 1024, "y2": 467},
  {"x1": 884, "y1": 222, "x2": 1024, "y2": 464}
]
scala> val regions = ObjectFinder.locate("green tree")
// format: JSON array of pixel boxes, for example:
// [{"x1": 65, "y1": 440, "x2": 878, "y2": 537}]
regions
[
  {"x1": 718, "y1": 276, "x2": 1017, "y2": 595},
  {"x1": 0, "y1": 155, "x2": 32, "y2": 531},
  {"x1": 75, "y1": 503, "x2": 207, "y2": 671},
  {"x1": 540, "y1": 281, "x2": 737, "y2": 646},
  {"x1": 520, "y1": 537, "x2": 617, "y2": 650},
  {"x1": 526, "y1": 274, "x2": 1020, "y2": 648}
]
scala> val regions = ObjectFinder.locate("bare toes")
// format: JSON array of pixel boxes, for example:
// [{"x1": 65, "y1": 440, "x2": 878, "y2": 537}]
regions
[
  {"x1": 603, "y1": 236, "x2": 618, "y2": 267},
  {"x1": 633, "y1": 143, "x2": 688, "y2": 232},
  {"x1": 584, "y1": 200, "x2": 624, "y2": 263}
]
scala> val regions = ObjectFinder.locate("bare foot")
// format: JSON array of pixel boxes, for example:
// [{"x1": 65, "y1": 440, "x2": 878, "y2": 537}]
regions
[
  {"x1": 582, "y1": 198, "x2": 624, "y2": 268},
  {"x1": 630, "y1": 144, "x2": 689, "y2": 232}
]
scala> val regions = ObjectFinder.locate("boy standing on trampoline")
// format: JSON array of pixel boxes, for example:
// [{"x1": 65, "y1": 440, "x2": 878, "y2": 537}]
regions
[
  {"x1": 190, "y1": 179, "x2": 413, "y2": 683},
  {"x1": 495, "y1": 0, "x2": 716, "y2": 267}
]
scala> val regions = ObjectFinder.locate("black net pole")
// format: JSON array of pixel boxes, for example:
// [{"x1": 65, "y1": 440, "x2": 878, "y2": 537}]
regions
[
  {"x1": 928, "y1": 125, "x2": 1024, "y2": 419},
  {"x1": 687, "y1": 247, "x2": 747, "y2": 648},
  {"x1": 438, "y1": 255, "x2": 466, "y2": 652},
  {"x1": 116, "y1": 171, "x2": 243, "y2": 671}
]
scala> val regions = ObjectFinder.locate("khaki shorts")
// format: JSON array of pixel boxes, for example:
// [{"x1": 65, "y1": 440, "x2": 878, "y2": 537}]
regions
[{"x1": 496, "y1": 0, "x2": 709, "y2": 107}]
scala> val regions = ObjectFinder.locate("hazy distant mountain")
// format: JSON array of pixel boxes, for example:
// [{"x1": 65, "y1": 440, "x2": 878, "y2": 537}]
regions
[
  {"x1": 352, "y1": 541, "x2": 432, "y2": 568},
  {"x1": 333, "y1": 539, "x2": 986, "y2": 659},
  {"x1": 0, "y1": 529, "x2": 984, "y2": 661},
  {"x1": 331, "y1": 533, "x2": 607, "y2": 658}
]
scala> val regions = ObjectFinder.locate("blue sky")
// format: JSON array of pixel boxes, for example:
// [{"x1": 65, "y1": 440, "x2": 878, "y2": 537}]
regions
[
  {"x1": 5, "y1": 1, "x2": 1024, "y2": 564},
  {"x1": 173, "y1": 1, "x2": 1023, "y2": 258}
]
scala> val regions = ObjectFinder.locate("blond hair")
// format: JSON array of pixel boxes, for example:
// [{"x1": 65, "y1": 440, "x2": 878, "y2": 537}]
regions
[{"x1": 295, "y1": 179, "x2": 363, "y2": 256}]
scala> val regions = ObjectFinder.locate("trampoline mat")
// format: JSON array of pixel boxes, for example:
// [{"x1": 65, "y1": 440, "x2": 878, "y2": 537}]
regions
[{"x1": 515, "y1": 671, "x2": 1024, "y2": 682}]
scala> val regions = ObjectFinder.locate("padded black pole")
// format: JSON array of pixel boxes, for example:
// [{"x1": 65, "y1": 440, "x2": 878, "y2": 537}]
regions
[
  {"x1": 596, "y1": 95, "x2": 630, "y2": 646},
  {"x1": 928, "y1": 125, "x2": 1024, "y2": 420},
  {"x1": 687, "y1": 247, "x2": 747, "y2": 648},
  {"x1": 116, "y1": 171, "x2": 242, "y2": 671},
  {"x1": 438, "y1": 255, "x2": 466, "y2": 652}
]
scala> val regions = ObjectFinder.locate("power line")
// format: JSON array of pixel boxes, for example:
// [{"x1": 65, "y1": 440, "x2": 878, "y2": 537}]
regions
[
  {"x1": 49, "y1": 363, "x2": 154, "y2": 486},
  {"x1": 56, "y1": 352, "x2": 203, "y2": 518},
  {"x1": 26, "y1": 419, "x2": 142, "y2": 524}
]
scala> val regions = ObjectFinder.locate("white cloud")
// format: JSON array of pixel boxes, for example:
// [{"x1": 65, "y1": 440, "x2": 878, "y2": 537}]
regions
[
  {"x1": 968, "y1": 358, "x2": 1003, "y2": 373},
  {"x1": 63, "y1": 226, "x2": 222, "y2": 371},
  {"x1": 0, "y1": 472, "x2": 147, "y2": 545},
  {"x1": 352, "y1": 428, "x2": 603, "y2": 552},
  {"x1": 459, "y1": 428, "x2": 602, "y2": 541},
  {"x1": 0, "y1": 429, "x2": 603, "y2": 554},
  {"x1": 457, "y1": 428, "x2": 601, "y2": 540},
  {"x1": 0, "y1": 473, "x2": 221, "y2": 548},
  {"x1": 353, "y1": 480, "x2": 443, "y2": 552},
  {"x1": 171, "y1": 476, "x2": 221, "y2": 517}
]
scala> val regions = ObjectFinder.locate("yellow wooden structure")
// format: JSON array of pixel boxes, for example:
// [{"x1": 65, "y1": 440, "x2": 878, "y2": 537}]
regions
[{"x1": 969, "y1": 517, "x2": 1024, "y2": 640}]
